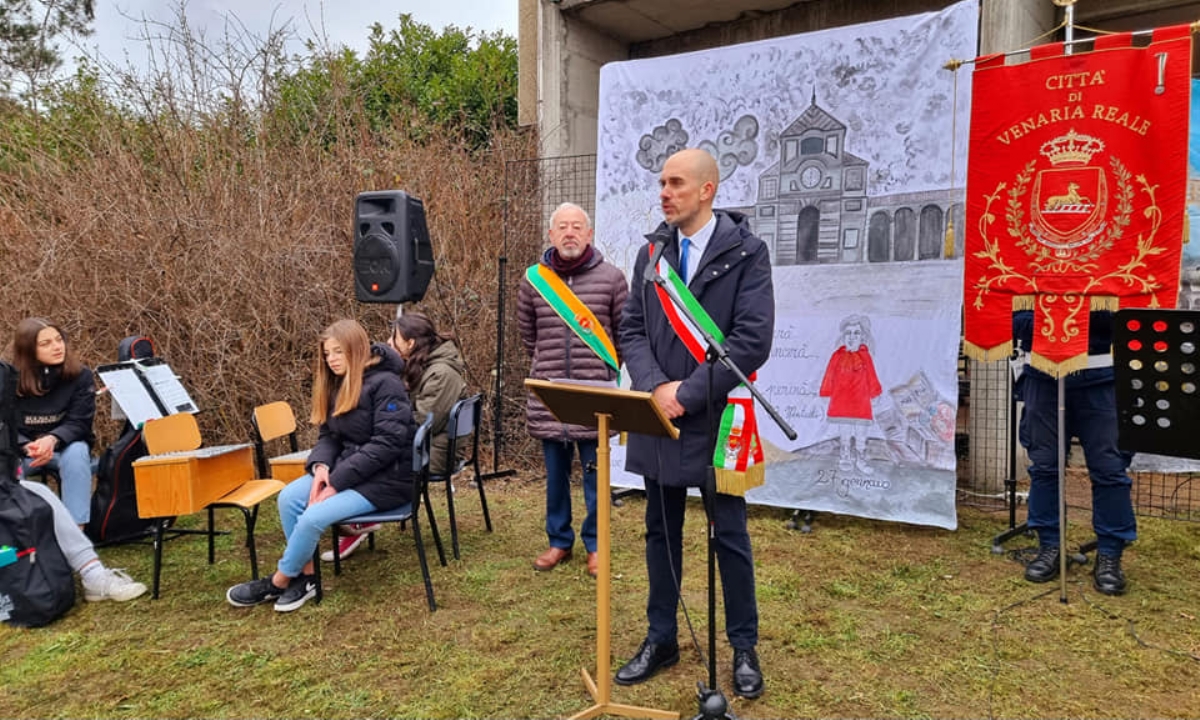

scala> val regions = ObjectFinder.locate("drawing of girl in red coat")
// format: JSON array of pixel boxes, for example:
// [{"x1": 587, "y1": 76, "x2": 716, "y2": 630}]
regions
[{"x1": 820, "y1": 314, "x2": 882, "y2": 474}]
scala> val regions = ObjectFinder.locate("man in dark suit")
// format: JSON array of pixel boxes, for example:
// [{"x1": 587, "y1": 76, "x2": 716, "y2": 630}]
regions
[{"x1": 616, "y1": 148, "x2": 774, "y2": 699}]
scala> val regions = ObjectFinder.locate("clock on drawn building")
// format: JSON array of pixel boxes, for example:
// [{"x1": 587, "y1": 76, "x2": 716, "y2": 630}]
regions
[{"x1": 801, "y1": 165, "x2": 822, "y2": 189}]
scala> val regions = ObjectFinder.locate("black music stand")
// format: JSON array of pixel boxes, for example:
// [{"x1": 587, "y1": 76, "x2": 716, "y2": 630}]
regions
[{"x1": 1114, "y1": 309, "x2": 1200, "y2": 459}]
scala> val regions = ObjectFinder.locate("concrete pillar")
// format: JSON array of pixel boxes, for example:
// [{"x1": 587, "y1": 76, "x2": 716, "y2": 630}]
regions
[
  {"x1": 979, "y1": 0, "x2": 1058, "y2": 56},
  {"x1": 518, "y1": 0, "x2": 538, "y2": 127},
  {"x1": 538, "y1": 3, "x2": 568, "y2": 157}
]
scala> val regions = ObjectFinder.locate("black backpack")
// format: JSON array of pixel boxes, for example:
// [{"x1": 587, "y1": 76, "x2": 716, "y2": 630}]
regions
[
  {"x1": 85, "y1": 335, "x2": 161, "y2": 545},
  {"x1": 85, "y1": 426, "x2": 155, "y2": 544},
  {"x1": 0, "y1": 361, "x2": 15, "y2": 485},
  {"x1": 0, "y1": 361, "x2": 77, "y2": 627}
]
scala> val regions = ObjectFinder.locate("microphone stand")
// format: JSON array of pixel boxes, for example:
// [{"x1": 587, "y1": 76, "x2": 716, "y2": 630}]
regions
[{"x1": 645, "y1": 264, "x2": 796, "y2": 720}]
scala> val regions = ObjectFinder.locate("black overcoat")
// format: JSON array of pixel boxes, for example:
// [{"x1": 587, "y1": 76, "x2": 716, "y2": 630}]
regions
[{"x1": 620, "y1": 210, "x2": 774, "y2": 488}]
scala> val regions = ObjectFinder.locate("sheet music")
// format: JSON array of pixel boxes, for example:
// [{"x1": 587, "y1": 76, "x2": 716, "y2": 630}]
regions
[
  {"x1": 137, "y1": 361, "x2": 199, "y2": 414},
  {"x1": 143, "y1": 443, "x2": 251, "y2": 460},
  {"x1": 95, "y1": 367, "x2": 163, "y2": 429}
]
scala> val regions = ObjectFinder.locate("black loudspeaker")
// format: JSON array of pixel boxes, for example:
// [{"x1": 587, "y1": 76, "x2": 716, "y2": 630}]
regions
[{"x1": 353, "y1": 190, "x2": 435, "y2": 303}]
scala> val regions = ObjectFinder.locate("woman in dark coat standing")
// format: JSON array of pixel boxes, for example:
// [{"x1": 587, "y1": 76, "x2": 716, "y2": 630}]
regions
[
  {"x1": 227, "y1": 319, "x2": 415, "y2": 613},
  {"x1": 11, "y1": 317, "x2": 96, "y2": 527}
]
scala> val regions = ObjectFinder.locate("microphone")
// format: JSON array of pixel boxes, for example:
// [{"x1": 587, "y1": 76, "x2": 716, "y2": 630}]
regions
[{"x1": 644, "y1": 240, "x2": 668, "y2": 285}]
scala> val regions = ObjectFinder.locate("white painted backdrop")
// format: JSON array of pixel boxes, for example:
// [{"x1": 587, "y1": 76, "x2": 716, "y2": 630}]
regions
[{"x1": 594, "y1": 1, "x2": 979, "y2": 529}]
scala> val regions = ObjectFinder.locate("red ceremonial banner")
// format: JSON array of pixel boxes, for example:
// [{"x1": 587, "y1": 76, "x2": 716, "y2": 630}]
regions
[{"x1": 963, "y1": 26, "x2": 1191, "y2": 376}]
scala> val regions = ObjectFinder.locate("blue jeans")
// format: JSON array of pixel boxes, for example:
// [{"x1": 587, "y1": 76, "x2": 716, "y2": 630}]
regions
[
  {"x1": 543, "y1": 439, "x2": 598, "y2": 553},
  {"x1": 1019, "y1": 373, "x2": 1137, "y2": 557},
  {"x1": 276, "y1": 474, "x2": 376, "y2": 578},
  {"x1": 21, "y1": 441, "x2": 92, "y2": 525}
]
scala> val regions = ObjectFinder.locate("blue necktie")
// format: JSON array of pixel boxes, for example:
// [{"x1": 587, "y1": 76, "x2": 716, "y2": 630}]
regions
[{"x1": 679, "y1": 237, "x2": 691, "y2": 284}]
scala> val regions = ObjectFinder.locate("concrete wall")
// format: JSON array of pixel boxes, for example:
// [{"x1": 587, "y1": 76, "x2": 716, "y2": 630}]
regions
[
  {"x1": 530, "y1": 2, "x2": 628, "y2": 158},
  {"x1": 630, "y1": 0, "x2": 954, "y2": 59}
]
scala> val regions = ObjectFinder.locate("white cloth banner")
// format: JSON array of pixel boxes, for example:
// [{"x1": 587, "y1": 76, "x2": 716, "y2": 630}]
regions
[{"x1": 596, "y1": 0, "x2": 979, "y2": 529}]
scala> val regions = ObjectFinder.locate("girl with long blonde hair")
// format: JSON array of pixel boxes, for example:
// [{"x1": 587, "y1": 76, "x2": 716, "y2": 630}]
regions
[{"x1": 226, "y1": 319, "x2": 415, "y2": 612}]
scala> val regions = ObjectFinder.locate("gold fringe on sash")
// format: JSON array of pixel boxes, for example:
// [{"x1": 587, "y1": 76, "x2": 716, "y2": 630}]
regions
[
  {"x1": 1090, "y1": 295, "x2": 1119, "y2": 312},
  {"x1": 714, "y1": 463, "x2": 766, "y2": 497}
]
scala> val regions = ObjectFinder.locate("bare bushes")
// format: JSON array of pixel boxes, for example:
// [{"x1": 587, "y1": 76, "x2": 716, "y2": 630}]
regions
[{"x1": 0, "y1": 11, "x2": 539, "y2": 463}]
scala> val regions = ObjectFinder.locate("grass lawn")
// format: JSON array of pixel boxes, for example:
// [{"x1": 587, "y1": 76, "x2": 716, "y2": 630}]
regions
[{"x1": 3, "y1": 474, "x2": 1199, "y2": 719}]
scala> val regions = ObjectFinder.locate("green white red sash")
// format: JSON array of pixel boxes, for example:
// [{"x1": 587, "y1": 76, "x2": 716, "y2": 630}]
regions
[
  {"x1": 525, "y1": 263, "x2": 620, "y2": 376},
  {"x1": 650, "y1": 244, "x2": 765, "y2": 496}
]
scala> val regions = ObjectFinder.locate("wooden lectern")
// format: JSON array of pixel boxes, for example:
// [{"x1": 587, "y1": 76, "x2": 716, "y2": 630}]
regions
[{"x1": 525, "y1": 379, "x2": 681, "y2": 720}]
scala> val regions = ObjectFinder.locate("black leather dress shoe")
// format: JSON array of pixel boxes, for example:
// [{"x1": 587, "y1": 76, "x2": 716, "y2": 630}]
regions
[
  {"x1": 732, "y1": 647, "x2": 764, "y2": 699},
  {"x1": 614, "y1": 639, "x2": 679, "y2": 686},
  {"x1": 1024, "y1": 545, "x2": 1061, "y2": 583},
  {"x1": 1093, "y1": 553, "x2": 1127, "y2": 596}
]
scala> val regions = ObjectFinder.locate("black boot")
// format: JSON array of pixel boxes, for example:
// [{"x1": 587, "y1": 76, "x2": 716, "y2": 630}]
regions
[
  {"x1": 1024, "y1": 545, "x2": 1061, "y2": 583},
  {"x1": 1093, "y1": 553, "x2": 1127, "y2": 596}
]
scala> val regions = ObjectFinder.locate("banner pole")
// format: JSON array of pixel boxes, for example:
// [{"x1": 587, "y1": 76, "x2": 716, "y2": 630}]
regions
[{"x1": 1055, "y1": 0, "x2": 1076, "y2": 605}]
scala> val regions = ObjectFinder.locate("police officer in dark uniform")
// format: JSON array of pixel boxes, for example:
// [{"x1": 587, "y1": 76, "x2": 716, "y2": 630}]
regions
[{"x1": 1014, "y1": 309, "x2": 1135, "y2": 595}]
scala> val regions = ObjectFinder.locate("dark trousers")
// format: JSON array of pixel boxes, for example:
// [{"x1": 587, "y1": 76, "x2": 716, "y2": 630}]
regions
[
  {"x1": 643, "y1": 476, "x2": 758, "y2": 650},
  {"x1": 1018, "y1": 373, "x2": 1137, "y2": 557},
  {"x1": 542, "y1": 439, "x2": 598, "y2": 553}
]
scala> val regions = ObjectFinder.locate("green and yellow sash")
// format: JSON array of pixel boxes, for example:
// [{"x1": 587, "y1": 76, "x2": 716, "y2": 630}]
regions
[
  {"x1": 525, "y1": 263, "x2": 620, "y2": 375},
  {"x1": 650, "y1": 244, "x2": 765, "y2": 496}
]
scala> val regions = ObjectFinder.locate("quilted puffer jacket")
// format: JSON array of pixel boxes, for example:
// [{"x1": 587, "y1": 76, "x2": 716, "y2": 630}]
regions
[{"x1": 517, "y1": 247, "x2": 628, "y2": 441}]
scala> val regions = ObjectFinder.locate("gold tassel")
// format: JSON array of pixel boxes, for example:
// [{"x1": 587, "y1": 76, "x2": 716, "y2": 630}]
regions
[
  {"x1": 1090, "y1": 295, "x2": 1119, "y2": 311},
  {"x1": 1030, "y1": 351, "x2": 1088, "y2": 378},
  {"x1": 1012, "y1": 295, "x2": 1036, "y2": 311},
  {"x1": 963, "y1": 339, "x2": 1014, "y2": 363},
  {"x1": 715, "y1": 464, "x2": 766, "y2": 497},
  {"x1": 943, "y1": 218, "x2": 955, "y2": 259}
]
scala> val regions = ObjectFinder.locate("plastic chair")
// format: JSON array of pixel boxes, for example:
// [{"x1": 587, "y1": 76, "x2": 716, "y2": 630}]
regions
[
  {"x1": 430, "y1": 394, "x2": 491, "y2": 560},
  {"x1": 140, "y1": 413, "x2": 285, "y2": 597},
  {"x1": 315, "y1": 414, "x2": 446, "y2": 611}
]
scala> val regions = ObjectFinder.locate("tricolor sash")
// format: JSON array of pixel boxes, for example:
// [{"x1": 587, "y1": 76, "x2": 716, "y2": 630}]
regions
[
  {"x1": 650, "y1": 244, "x2": 765, "y2": 496},
  {"x1": 525, "y1": 263, "x2": 620, "y2": 375}
]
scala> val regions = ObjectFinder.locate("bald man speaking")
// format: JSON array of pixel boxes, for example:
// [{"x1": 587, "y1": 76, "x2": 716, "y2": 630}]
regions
[{"x1": 617, "y1": 148, "x2": 774, "y2": 699}]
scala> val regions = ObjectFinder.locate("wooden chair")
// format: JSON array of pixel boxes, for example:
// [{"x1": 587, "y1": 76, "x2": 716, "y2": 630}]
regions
[
  {"x1": 138, "y1": 413, "x2": 285, "y2": 598},
  {"x1": 316, "y1": 414, "x2": 446, "y2": 612},
  {"x1": 430, "y1": 393, "x2": 491, "y2": 560},
  {"x1": 251, "y1": 401, "x2": 309, "y2": 482}
]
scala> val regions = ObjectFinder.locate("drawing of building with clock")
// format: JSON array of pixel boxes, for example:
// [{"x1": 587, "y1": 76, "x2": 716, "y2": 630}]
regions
[{"x1": 735, "y1": 94, "x2": 964, "y2": 266}]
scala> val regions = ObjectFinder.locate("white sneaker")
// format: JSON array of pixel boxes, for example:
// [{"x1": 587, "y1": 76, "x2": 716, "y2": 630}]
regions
[{"x1": 83, "y1": 568, "x2": 148, "y2": 602}]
